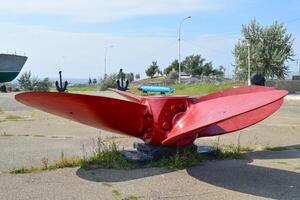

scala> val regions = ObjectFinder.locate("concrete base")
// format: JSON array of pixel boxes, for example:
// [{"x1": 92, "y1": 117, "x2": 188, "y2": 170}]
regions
[{"x1": 122, "y1": 142, "x2": 218, "y2": 163}]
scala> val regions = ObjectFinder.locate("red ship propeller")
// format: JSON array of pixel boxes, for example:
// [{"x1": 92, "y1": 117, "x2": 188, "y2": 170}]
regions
[{"x1": 15, "y1": 86, "x2": 287, "y2": 147}]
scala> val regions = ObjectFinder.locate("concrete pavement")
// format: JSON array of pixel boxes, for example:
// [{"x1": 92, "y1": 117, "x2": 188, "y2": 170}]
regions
[{"x1": 0, "y1": 91, "x2": 299, "y2": 199}]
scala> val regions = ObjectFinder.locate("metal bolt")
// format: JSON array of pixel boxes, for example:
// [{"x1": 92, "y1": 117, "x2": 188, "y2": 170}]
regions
[
  {"x1": 179, "y1": 104, "x2": 186, "y2": 111},
  {"x1": 170, "y1": 105, "x2": 177, "y2": 113},
  {"x1": 162, "y1": 122, "x2": 170, "y2": 130}
]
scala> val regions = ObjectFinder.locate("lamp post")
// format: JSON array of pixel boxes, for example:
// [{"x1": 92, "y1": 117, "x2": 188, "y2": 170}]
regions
[
  {"x1": 296, "y1": 59, "x2": 300, "y2": 75},
  {"x1": 178, "y1": 16, "x2": 191, "y2": 84},
  {"x1": 104, "y1": 45, "x2": 114, "y2": 78},
  {"x1": 246, "y1": 40, "x2": 251, "y2": 85}
]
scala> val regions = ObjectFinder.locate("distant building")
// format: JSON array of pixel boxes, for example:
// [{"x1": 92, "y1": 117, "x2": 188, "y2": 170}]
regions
[{"x1": 180, "y1": 71, "x2": 191, "y2": 79}]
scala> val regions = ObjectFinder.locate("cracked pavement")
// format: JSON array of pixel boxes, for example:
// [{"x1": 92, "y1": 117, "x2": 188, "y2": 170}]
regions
[{"x1": 0, "y1": 92, "x2": 299, "y2": 200}]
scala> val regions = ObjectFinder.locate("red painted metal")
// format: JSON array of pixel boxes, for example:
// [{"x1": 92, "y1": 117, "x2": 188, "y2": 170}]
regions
[
  {"x1": 15, "y1": 86, "x2": 288, "y2": 147},
  {"x1": 15, "y1": 92, "x2": 149, "y2": 137}
]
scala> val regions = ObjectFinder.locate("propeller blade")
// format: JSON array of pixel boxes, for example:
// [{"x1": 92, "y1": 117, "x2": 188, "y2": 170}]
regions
[
  {"x1": 109, "y1": 88, "x2": 142, "y2": 103},
  {"x1": 197, "y1": 86, "x2": 281, "y2": 136},
  {"x1": 197, "y1": 86, "x2": 274, "y2": 102},
  {"x1": 163, "y1": 90, "x2": 287, "y2": 145},
  {"x1": 15, "y1": 92, "x2": 149, "y2": 138},
  {"x1": 199, "y1": 98, "x2": 284, "y2": 136}
]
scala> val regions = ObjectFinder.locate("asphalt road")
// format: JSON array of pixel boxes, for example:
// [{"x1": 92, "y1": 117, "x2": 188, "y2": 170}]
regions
[{"x1": 0, "y1": 91, "x2": 299, "y2": 200}]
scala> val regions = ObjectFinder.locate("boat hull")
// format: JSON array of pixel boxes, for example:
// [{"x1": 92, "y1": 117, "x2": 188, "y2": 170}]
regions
[{"x1": 0, "y1": 54, "x2": 27, "y2": 83}]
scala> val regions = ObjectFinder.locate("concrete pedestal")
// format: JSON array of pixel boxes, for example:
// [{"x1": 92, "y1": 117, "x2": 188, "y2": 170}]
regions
[{"x1": 122, "y1": 142, "x2": 218, "y2": 163}]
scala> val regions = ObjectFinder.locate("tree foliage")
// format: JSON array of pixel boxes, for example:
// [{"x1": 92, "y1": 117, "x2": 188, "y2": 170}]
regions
[
  {"x1": 234, "y1": 20, "x2": 294, "y2": 80},
  {"x1": 181, "y1": 55, "x2": 208, "y2": 76},
  {"x1": 17, "y1": 71, "x2": 52, "y2": 91},
  {"x1": 164, "y1": 59, "x2": 179, "y2": 75},
  {"x1": 17, "y1": 71, "x2": 32, "y2": 90},
  {"x1": 145, "y1": 61, "x2": 160, "y2": 78},
  {"x1": 212, "y1": 65, "x2": 225, "y2": 77},
  {"x1": 125, "y1": 72, "x2": 134, "y2": 82},
  {"x1": 135, "y1": 73, "x2": 140, "y2": 80},
  {"x1": 99, "y1": 73, "x2": 118, "y2": 91},
  {"x1": 163, "y1": 55, "x2": 224, "y2": 77}
]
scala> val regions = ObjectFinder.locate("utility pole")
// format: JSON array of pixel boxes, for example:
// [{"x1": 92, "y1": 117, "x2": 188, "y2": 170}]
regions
[
  {"x1": 246, "y1": 40, "x2": 251, "y2": 85},
  {"x1": 178, "y1": 16, "x2": 191, "y2": 84},
  {"x1": 297, "y1": 59, "x2": 300, "y2": 75}
]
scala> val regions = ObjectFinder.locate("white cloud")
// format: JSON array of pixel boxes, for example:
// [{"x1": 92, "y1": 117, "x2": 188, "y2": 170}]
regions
[
  {"x1": 0, "y1": 0, "x2": 234, "y2": 22},
  {"x1": 0, "y1": 23, "x2": 237, "y2": 79}
]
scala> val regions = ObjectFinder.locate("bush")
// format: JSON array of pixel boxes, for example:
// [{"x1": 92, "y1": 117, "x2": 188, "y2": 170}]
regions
[
  {"x1": 32, "y1": 77, "x2": 52, "y2": 91},
  {"x1": 165, "y1": 70, "x2": 178, "y2": 84},
  {"x1": 17, "y1": 71, "x2": 32, "y2": 90},
  {"x1": 17, "y1": 71, "x2": 52, "y2": 92},
  {"x1": 99, "y1": 73, "x2": 118, "y2": 91}
]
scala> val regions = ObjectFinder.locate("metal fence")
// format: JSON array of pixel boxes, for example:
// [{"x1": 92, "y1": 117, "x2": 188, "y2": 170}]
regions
[{"x1": 130, "y1": 76, "x2": 227, "y2": 87}]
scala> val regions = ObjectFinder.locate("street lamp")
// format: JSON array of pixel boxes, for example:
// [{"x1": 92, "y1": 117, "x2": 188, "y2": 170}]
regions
[
  {"x1": 246, "y1": 40, "x2": 251, "y2": 86},
  {"x1": 178, "y1": 16, "x2": 191, "y2": 84},
  {"x1": 104, "y1": 45, "x2": 114, "y2": 78},
  {"x1": 296, "y1": 59, "x2": 300, "y2": 75}
]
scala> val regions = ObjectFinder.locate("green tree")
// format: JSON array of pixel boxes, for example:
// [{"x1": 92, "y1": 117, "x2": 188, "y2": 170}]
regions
[
  {"x1": 17, "y1": 71, "x2": 51, "y2": 91},
  {"x1": 201, "y1": 62, "x2": 213, "y2": 76},
  {"x1": 164, "y1": 59, "x2": 179, "y2": 75},
  {"x1": 234, "y1": 20, "x2": 294, "y2": 80},
  {"x1": 181, "y1": 54, "x2": 213, "y2": 76},
  {"x1": 99, "y1": 73, "x2": 118, "y2": 91},
  {"x1": 212, "y1": 65, "x2": 225, "y2": 78},
  {"x1": 145, "y1": 61, "x2": 160, "y2": 78},
  {"x1": 17, "y1": 71, "x2": 32, "y2": 90},
  {"x1": 135, "y1": 73, "x2": 140, "y2": 80},
  {"x1": 32, "y1": 77, "x2": 52, "y2": 91},
  {"x1": 126, "y1": 72, "x2": 134, "y2": 82}
]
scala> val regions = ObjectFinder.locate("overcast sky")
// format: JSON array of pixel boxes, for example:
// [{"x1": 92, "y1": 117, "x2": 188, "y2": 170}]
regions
[{"x1": 1, "y1": 0, "x2": 300, "y2": 79}]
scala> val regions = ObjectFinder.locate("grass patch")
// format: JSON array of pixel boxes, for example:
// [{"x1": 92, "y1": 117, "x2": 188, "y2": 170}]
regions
[
  {"x1": 111, "y1": 188, "x2": 141, "y2": 200},
  {"x1": 112, "y1": 189, "x2": 121, "y2": 197},
  {"x1": 129, "y1": 82, "x2": 241, "y2": 97},
  {"x1": 238, "y1": 146, "x2": 255, "y2": 152},
  {"x1": 9, "y1": 139, "x2": 247, "y2": 174},
  {"x1": 0, "y1": 132, "x2": 14, "y2": 136},
  {"x1": 19, "y1": 134, "x2": 30, "y2": 137},
  {"x1": 214, "y1": 145, "x2": 248, "y2": 160},
  {"x1": 276, "y1": 161, "x2": 288, "y2": 165},
  {"x1": 102, "y1": 182, "x2": 113, "y2": 187},
  {"x1": 264, "y1": 146, "x2": 289, "y2": 151},
  {"x1": 122, "y1": 195, "x2": 140, "y2": 200},
  {"x1": 0, "y1": 107, "x2": 4, "y2": 114},
  {"x1": 32, "y1": 134, "x2": 46, "y2": 137},
  {"x1": 50, "y1": 87, "x2": 98, "y2": 92},
  {"x1": 67, "y1": 87, "x2": 98, "y2": 92},
  {"x1": 10, "y1": 152, "x2": 81, "y2": 174},
  {"x1": 10, "y1": 166, "x2": 39, "y2": 174},
  {"x1": 81, "y1": 140, "x2": 247, "y2": 170},
  {"x1": 173, "y1": 82, "x2": 240, "y2": 96},
  {"x1": 5, "y1": 115, "x2": 23, "y2": 121},
  {"x1": 44, "y1": 152, "x2": 81, "y2": 170}
]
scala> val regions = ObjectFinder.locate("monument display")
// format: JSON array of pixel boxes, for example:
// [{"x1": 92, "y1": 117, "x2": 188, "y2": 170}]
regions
[{"x1": 15, "y1": 86, "x2": 287, "y2": 147}]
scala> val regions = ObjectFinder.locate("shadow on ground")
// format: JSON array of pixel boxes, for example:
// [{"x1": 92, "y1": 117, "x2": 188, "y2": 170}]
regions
[
  {"x1": 77, "y1": 145, "x2": 300, "y2": 199},
  {"x1": 76, "y1": 167, "x2": 174, "y2": 182},
  {"x1": 247, "y1": 144, "x2": 300, "y2": 160},
  {"x1": 187, "y1": 159, "x2": 299, "y2": 199}
]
